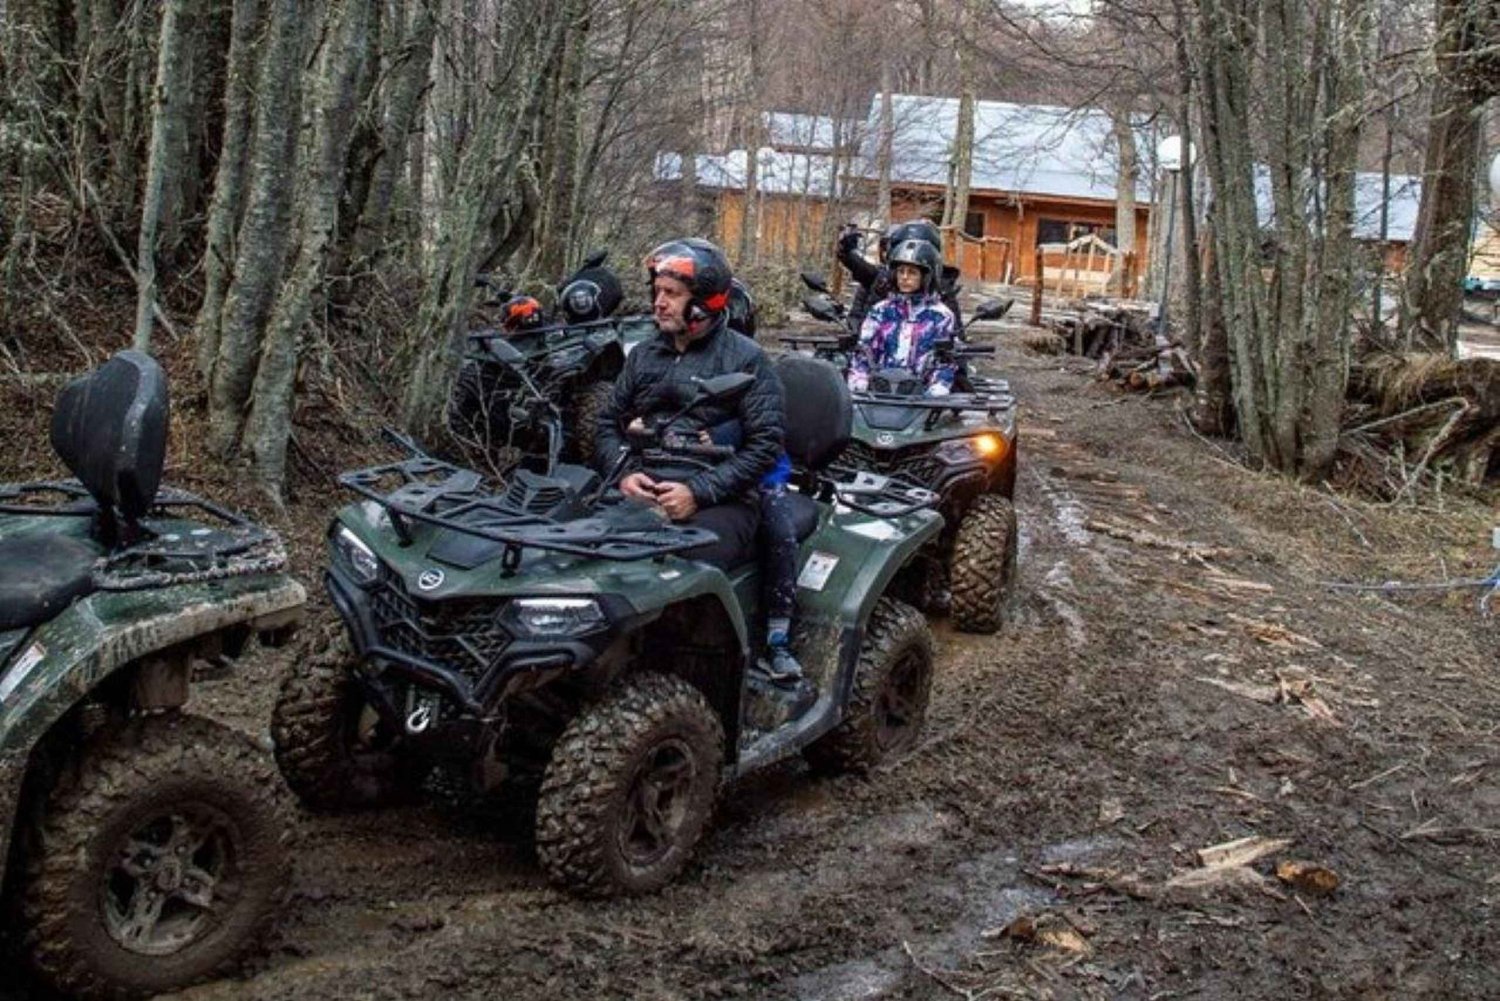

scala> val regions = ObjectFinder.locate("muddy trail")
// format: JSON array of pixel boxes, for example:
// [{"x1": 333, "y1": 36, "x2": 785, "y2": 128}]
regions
[{"x1": 11, "y1": 334, "x2": 1500, "y2": 1000}]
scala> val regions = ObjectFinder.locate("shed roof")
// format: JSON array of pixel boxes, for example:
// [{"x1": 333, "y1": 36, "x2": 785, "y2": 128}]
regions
[
  {"x1": 856, "y1": 93, "x2": 1151, "y2": 202},
  {"x1": 654, "y1": 149, "x2": 838, "y2": 197}
]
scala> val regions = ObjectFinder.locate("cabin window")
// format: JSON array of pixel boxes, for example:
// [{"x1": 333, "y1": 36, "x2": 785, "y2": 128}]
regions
[{"x1": 964, "y1": 211, "x2": 985, "y2": 238}]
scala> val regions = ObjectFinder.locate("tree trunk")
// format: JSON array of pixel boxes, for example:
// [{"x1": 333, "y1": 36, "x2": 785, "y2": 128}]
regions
[
  {"x1": 194, "y1": 0, "x2": 266, "y2": 378},
  {"x1": 347, "y1": 3, "x2": 436, "y2": 270},
  {"x1": 942, "y1": 0, "x2": 977, "y2": 234},
  {"x1": 205, "y1": 0, "x2": 305, "y2": 457},
  {"x1": 134, "y1": 0, "x2": 195, "y2": 352},
  {"x1": 1403, "y1": 0, "x2": 1487, "y2": 353},
  {"x1": 876, "y1": 65, "x2": 893, "y2": 228},
  {"x1": 243, "y1": 0, "x2": 371, "y2": 502},
  {"x1": 401, "y1": 7, "x2": 567, "y2": 439},
  {"x1": 1109, "y1": 105, "x2": 1138, "y2": 295}
]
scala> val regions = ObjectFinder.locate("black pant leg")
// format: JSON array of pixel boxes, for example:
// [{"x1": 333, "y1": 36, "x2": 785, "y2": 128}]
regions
[
  {"x1": 758, "y1": 487, "x2": 799, "y2": 620},
  {"x1": 679, "y1": 499, "x2": 759, "y2": 571}
]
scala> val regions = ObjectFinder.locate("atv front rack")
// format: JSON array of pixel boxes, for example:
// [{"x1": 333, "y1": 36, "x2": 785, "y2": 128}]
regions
[
  {"x1": 850, "y1": 386, "x2": 1016, "y2": 416},
  {"x1": 340, "y1": 457, "x2": 717, "y2": 563}
]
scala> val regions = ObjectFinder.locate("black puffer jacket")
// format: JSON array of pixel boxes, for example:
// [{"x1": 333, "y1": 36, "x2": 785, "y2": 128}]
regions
[
  {"x1": 838, "y1": 245, "x2": 964, "y2": 327},
  {"x1": 596, "y1": 317, "x2": 784, "y2": 507}
]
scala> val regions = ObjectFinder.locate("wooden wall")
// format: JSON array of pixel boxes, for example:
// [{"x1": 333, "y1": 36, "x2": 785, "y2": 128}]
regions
[{"x1": 714, "y1": 190, "x2": 831, "y2": 263}]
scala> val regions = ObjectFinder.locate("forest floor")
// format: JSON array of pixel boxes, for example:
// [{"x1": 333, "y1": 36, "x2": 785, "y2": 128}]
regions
[{"x1": 4, "y1": 327, "x2": 1499, "y2": 1000}]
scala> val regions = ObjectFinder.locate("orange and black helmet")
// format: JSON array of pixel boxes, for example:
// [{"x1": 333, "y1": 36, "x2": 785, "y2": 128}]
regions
[
  {"x1": 644, "y1": 238, "x2": 734, "y2": 321},
  {"x1": 501, "y1": 295, "x2": 544, "y2": 331}
]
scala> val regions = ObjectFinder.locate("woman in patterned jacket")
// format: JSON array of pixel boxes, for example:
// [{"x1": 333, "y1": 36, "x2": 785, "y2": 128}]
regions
[{"x1": 847, "y1": 238, "x2": 957, "y2": 397}]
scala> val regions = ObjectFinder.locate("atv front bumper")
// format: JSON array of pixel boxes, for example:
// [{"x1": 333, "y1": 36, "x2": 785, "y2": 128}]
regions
[{"x1": 325, "y1": 565, "x2": 639, "y2": 719}]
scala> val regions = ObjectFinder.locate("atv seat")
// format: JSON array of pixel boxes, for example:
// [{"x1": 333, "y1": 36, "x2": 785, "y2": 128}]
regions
[
  {"x1": 773, "y1": 355, "x2": 851, "y2": 544},
  {"x1": 0, "y1": 533, "x2": 102, "y2": 629},
  {"x1": 50, "y1": 350, "x2": 168, "y2": 548}
]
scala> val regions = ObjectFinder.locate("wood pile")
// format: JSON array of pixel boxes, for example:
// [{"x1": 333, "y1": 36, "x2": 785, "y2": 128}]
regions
[
  {"x1": 1336, "y1": 352, "x2": 1500, "y2": 499},
  {"x1": 1040, "y1": 302, "x2": 1198, "y2": 391}
]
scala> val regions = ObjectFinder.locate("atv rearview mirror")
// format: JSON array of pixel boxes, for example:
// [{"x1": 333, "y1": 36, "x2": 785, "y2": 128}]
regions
[
  {"x1": 800, "y1": 270, "x2": 829, "y2": 294},
  {"x1": 803, "y1": 294, "x2": 840, "y2": 323}
]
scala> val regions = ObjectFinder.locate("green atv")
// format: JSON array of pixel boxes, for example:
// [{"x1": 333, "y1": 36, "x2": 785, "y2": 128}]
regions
[
  {"x1": 790, "y1": 273, "x2": 1020, "y2": 633},
  {"x1": 0, "y1": 351, "x2": 305, "y2": 999},
  {"x1": 446, "y1": 252, "x2": 655, "y2": 472},
  {"x1": 272, "y1": 356, "x2": 940, "y2": 896}
]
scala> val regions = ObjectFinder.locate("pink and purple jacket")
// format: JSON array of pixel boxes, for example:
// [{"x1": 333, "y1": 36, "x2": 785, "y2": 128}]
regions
[{"x1": 850, "y1": 293, "x2": 957, "y2": 393}]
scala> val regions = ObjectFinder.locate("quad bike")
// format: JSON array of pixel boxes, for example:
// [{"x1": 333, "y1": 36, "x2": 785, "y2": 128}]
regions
[
  {"x1": 272, "y1": 356, "x2": 941, "y2": 897},
  {"x1": 447, "y1": 251, "x2": 643, "y2": 470},
  {"x1": 786, "y1": 272, "x2": 1020, "y2": 633},
  {"x1": 0, "y1": 351, "x2": 304, "y2": 999},
  {"x1": 448, "y1": 254, "x2": 760, "y2": 474}
]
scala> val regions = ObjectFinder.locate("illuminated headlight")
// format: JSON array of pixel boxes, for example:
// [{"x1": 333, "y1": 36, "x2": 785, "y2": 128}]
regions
[
  {"x1": 331, "y1": 525, "x2": 380, "y2": 584},
  {"x1": 939, "y1": 432, "x2": 1009, "y2": 464},
  {"x1": 504, "y1": 598, "x2": 607, "y2": 637}
]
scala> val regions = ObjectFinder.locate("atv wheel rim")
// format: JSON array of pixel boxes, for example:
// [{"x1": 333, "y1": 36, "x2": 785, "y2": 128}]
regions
[
  {"x1": 104, "y1": 805, "x2": 238, "y2": 956},
  {"x1": 876, "y1": 650, "x2": 927, "y2": 754},
  {"x1": 617, "y1": 739, "x2": 697, "y2": 869}
]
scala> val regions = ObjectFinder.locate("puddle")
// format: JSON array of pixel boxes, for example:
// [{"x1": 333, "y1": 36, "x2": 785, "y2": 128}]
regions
[{"x1": 788, "y1": 956, "x2": 904, "y2": 1001}]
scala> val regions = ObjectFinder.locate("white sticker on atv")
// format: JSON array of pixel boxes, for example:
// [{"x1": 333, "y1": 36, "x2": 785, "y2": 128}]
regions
[
  {"x1": 797, "y1": 552, "x2": 839, "y2": 591},
  {"x1": 0, "y1": 642, "x2": 46, "y2": 704},
  {"x1": 846, "y1": 520, "x2": 899, "y2": 541}
]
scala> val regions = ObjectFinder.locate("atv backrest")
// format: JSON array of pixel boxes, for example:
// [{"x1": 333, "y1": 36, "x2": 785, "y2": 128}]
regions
[
  {"x1": 775, "y1": 356, "x2": 851, "y2": 471},
  {"x1": 50, "y1": 350, "x2": 168, "y2": 530}
]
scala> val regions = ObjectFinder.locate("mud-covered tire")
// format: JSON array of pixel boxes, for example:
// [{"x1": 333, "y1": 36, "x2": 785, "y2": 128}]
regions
[
  {"x1": 271, "y1": 627, "x2": 426, "y2": 812},
  {"x1": 804, "y1": 598, "x2": 933, "y2": 775},
  {"x1": 568, "y1": 380, "x2": 614, "y2": 466},
  {"x1": 21, "y1": 714, "x2": 291, "y2": 1000},
  {"x1": 949, "y1": 494, "x2": 1018, "y2": 634},
  {"x1": 535, "y1": 673, "x2": 723, "y2": 897}
]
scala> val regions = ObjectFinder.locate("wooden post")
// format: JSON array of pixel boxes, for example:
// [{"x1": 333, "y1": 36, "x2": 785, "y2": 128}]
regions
[{"x1": 1030, "y1": 244, "x2": 1043, "y2": 326}]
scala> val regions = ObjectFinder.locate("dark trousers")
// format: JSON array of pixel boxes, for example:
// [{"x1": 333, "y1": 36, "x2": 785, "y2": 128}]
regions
[
  {"x1": 758, "y1": 486, "x2": 798, "y2": 620},
  {"x1": 680, "y1": 499, "x2": 760, "y2": 571}
]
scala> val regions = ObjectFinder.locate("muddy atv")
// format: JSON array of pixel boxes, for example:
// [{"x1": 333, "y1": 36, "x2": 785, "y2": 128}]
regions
[
  {"x1": 447, "y1": 253, "x2": 660, "y2": 472},
  {"x1": 273, "y1": 356, "x2": 940, "y2": 897},
  {"x1": 788, "y1": 279, "x2": 1020, "y2": 633},
  {"x1": 0, "y1": 351, "x2": 304, "y2": 999}
]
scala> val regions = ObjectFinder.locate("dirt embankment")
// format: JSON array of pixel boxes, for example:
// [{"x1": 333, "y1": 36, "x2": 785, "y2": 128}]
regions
[{"x1": 6, "y1": 331, "x2": 1498, "y2": 1000}]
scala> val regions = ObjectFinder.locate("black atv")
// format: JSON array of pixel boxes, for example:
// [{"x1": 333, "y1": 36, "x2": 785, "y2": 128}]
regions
[
  {"x1": 787, "y1": 273, "x2": 1021, "y2": 633},
  {"x1": 0, "y1": 352, "x2": 304, "y2": 998},
  {"x1": 273, "y1": 357, "x2": 943, "y2": 897},
  {"x1": 446, "y1": 252, "x2": 654, "y2": 472}
]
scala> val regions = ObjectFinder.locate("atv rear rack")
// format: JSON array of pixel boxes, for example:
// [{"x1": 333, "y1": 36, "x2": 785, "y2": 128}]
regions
[
  {"x1": 0, "y1": 480, "x2": 287, "y2": 587},
  {"x1": 340, "y1": 457, "x2": 717, "y2": 564}
]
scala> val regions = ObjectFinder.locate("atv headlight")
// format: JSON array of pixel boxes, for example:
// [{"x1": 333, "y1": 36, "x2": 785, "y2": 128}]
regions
[
  {"x1": 332, "y1": 525, "x2": 380, "y2": 584},
  {"x1": 504, "y1": 598, "x2": 606, "y2": 637},
  {"x1": 938, "y1": 433, "x2": 1008, "y2": 464}
]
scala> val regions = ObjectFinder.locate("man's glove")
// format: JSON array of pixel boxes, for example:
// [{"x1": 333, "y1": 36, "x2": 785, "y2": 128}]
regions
[{"x1": 838, "y1": 229, "x2": 860, "y2": 254}]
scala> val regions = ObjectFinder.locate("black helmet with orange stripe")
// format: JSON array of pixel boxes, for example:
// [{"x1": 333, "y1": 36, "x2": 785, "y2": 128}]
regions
[{"x1": 644, "y1": 237, "x2": 734, "y2": 324}]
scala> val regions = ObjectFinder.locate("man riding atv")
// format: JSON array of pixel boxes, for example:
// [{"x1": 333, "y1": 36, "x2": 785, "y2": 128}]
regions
[
  {"x1": 599, "y1": 238, "x2": 806, "y2": 687},
  {"x1": 838, "y1": 218, "x2": 963, "y2": 327}
]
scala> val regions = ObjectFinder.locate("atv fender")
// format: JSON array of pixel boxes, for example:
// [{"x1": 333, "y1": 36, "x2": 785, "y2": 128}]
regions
[
  {"x1": 0, "y1": 574, "x2": 304, "y2": 886},
  {"x1": 731, "y1": 505, "x2": 941, "y2": 776}
]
